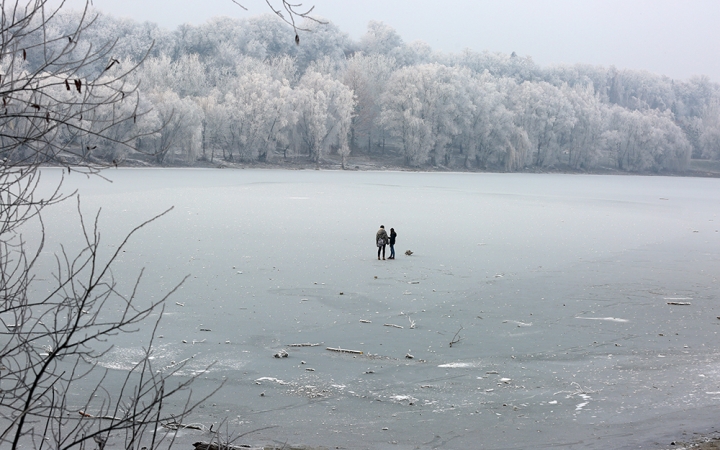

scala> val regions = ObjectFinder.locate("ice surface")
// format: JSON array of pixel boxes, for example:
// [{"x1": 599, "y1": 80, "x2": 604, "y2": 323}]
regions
[{"x1": 33, "y1": 168, "x2": 720, "y2": 449}]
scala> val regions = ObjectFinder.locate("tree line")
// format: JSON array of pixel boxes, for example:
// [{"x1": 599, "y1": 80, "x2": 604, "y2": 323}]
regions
[{"x1": 10, "y1": 9, "x2": 720, "y2": 172}]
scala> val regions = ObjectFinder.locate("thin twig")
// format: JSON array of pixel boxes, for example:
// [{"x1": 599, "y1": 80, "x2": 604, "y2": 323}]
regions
[{"x1": 449, "y1": 326, "x2": 463, "y2": 347}]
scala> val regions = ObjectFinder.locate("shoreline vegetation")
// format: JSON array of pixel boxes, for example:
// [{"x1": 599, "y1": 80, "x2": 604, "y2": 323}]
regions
[{"x1": 53, "y1": 151, "x2": 720, "y2": 178}]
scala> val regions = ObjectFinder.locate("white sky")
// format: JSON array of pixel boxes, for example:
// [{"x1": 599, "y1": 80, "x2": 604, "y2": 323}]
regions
[{"x1": 53, "y1": 0, "x2": 719, "y2": 81}]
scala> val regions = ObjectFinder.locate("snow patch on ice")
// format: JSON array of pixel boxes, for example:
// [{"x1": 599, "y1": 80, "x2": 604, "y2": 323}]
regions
[
  {"x1": 576, "y1": 317, "x2": 629, "y2": 323},
  {"x1": 255, "y1": 377, "x2": 289, "y2": 385},
  {"x1": 438, "y1": 361, "x2": 481, "y2": 368},
  {"x1": 390, "y1": 395, "x2": 416, "y2": 402},
  {"x1": 575, "y1": 393, "x2": 592, "y2": 411}
]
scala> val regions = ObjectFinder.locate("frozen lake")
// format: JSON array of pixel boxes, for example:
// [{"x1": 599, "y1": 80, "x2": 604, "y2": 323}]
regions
[{"x1": 35, "y1": 168, "x2": 720, "y2": 449}]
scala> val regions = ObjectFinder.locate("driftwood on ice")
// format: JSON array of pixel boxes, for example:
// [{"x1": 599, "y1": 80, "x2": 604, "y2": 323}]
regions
[{"x1": 326, "y1": 347, "x2": 363, "y2": 355}]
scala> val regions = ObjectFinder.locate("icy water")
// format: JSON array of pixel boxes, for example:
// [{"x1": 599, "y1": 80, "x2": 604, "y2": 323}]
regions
[{"x1": 35, "y1": 168, "x2": 720, "y2": 449}]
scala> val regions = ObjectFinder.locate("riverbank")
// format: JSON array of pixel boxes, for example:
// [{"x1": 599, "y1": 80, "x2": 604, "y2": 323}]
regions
[{"x1": 55, "y1": 149, "x2": 720, "y2": 178}]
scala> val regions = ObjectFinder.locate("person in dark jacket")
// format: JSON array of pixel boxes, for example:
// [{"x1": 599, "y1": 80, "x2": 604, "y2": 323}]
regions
[
  {"x1": 376, "y1": 225, "x2": 388, "y2": 260},
  {"x1": 388, "y1": 228, "x2": 397, "y2": 259}
]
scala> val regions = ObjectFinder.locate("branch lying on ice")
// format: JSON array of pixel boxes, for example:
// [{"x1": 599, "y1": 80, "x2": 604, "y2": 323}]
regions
[
  {"x1": 326, "y1": 347, "x2": 363, "y2": 355},
  {"x1": 78, "y1": 411, "x2": 123, "y2": 421},
  {"x1": 162, "y1": 420, "x2": 209, "y2": 431},
  {"x1": 449, "y1": 326, "x2": 463, "y2": 347},
  {"x1": 192, "y1": 441, "x2": 250, "y2": 450}
]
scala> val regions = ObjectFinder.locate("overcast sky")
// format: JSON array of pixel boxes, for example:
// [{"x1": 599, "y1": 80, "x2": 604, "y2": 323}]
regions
[{"x1": 54, "y1": 0, "x2": 718, "y2": 81}]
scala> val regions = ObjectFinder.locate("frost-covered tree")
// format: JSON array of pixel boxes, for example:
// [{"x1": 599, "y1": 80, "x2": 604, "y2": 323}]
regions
[
  {"x1": 196, "y1": 90, "x2": 223, "y2": 162},
  {"x1": 605, "y1": 106, "x2": 690, "y2": 172},
  {"x1": 22, "y1": 8, "x2": 172, "y2": 76},
  {"x1": 221, "y1": 68, "x2": 295, "y2": 161},
  {"x1": 139, "y1": 90, "x2": 203, "y2": 163},
  {"x1": 359, "y1": 21, "x2": 404, "y2": 57},
  {"x1": 295, "y1": 70, "x2": 354, "y2": 164},
  {"x1": 453, "y1": 49, "x2": 542, "y2": 82},
  {"x1": 343, "y1": 52, "x2": 396, "y2": 153},
  {"x1": 295, "y1": 19, "x2": 349, "y2": 73},
  {"x1": 134, "y1": 54, "x2": 208, "y2": 98},
  {"x1": 59, "y1": 73, "x2": 158, "y2": 163},
  {"x1": 455, "y1": 74, "x2": 516, "y2": 169},
  {"x1": 700, "y1": 100, "x2": 720, "y2": 159},
  {"x1": 223, "y1": 14, "x2": 298, "y2": 62},
  {"x1": 561, "y1": 83, "x2": 607, "y2": 170},
  {"x1": 510, "y1": 81, "x2": 576, "y2": 168},
  {"x1": 381, "y1": 64, "x2": 472, "y2": 166}
]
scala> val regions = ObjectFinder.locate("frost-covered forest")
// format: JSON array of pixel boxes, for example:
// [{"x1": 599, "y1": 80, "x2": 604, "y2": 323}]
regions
[{"x1": 16, "y1": 10, "x2": 720, "y2": 172}]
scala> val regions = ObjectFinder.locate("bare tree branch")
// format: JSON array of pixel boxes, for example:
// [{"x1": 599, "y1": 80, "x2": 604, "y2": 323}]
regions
[
  {"x1": 0, "y1": 1, "x2": 222, "y2": 448},
  {"x1": 259, "y1": 1, "x2": 327, "y2": 43}
]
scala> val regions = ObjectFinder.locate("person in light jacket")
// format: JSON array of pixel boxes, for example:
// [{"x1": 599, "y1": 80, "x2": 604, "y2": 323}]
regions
[{"x1": 376, "y1": 225, "x2": 388, "y2": 260}]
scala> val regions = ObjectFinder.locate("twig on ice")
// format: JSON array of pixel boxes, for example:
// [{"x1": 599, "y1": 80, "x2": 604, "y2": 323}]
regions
[
  {"x1": 78, "y1": 411, "x2": 123, "y2": 421},
  {"x1": 326, "y1": 347, "x2": 363, "y2": 355},
  {"x1": 449, "y1": 326, "x2": 463, "y2": 347},
  {"x1": 162, "y1": 420, "x2": 207, "y2": 431}
]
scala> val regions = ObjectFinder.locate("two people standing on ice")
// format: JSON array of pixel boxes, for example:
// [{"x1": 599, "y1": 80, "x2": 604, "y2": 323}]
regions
[{"x1": 376, "y1": 225, "x2": 397, "y2": 260}]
